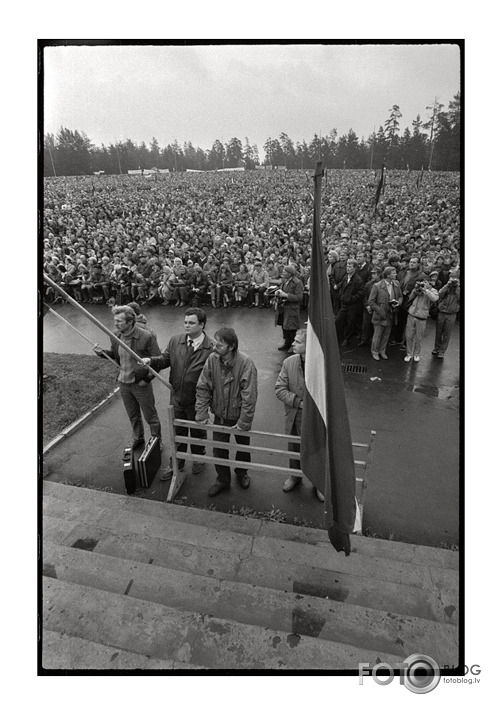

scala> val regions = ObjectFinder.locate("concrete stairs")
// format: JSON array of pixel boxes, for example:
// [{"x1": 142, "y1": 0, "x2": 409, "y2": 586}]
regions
[{"x1": 41, "y1": 481, "x2": 459, "y2": 670}]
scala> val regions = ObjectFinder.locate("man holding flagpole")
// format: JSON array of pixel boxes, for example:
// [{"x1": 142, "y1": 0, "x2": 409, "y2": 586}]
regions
[{"x1": 300, "y1": 162, "x2": 356, "y2": 555}]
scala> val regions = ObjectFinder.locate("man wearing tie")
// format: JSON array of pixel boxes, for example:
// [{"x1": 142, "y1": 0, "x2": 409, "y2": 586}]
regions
[{"x1": 142, "y1": 308, "x2": 213, "y2": 479}]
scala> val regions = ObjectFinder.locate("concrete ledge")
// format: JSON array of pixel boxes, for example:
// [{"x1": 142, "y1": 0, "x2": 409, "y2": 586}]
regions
[{"x1": 43, "y1": 387, "x2": 120, "y2": 455}]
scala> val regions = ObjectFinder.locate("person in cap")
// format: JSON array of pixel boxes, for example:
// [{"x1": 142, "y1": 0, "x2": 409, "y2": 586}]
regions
[{"x1": 275, "y1": 263, "x2": 304, "y2": 351}]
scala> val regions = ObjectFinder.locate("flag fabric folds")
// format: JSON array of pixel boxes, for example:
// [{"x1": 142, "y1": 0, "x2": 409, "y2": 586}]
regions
[{"x1": 300, "y1": 161, "x2": 356, "y2": 555}]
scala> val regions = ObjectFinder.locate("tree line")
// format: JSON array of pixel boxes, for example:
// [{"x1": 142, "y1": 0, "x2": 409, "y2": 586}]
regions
[{"x1": 43, "y1": 93, "x2": 460, "y2": 177}]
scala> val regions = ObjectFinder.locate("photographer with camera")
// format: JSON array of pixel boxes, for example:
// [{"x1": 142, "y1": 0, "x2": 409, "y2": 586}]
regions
[
  {"x1": 432, "y1": 267, "x2": 460, "y2": 359},
  {"x1": 368, "y1": 266, "x2": 402, "y2": 360},
  {"x1": 403, "y1": 277, "x2": 439, "y2": 362}
]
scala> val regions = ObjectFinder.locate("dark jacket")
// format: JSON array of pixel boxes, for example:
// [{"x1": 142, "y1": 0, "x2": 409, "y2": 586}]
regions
[
  {"x1": 102, "y1": 325, "x2": 161, "y2": 383},
  {"x1": 275, "y1": 274, "x2": 304, "y2": 330},
  {"x1": 149, "y1": 333, "x2": 213, "y2": 409},
  {"x1": 338, "y1": 272, "x2": 365, "y2": 308},
  {"x1": 195, "y1": 350, "x2": 258, "y2": 430}
]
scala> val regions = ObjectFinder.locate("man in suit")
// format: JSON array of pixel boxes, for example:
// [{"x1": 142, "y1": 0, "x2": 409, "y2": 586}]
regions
[
  {"x1": 142, "y1": 308, "x2": 213, "y2": 478},
  {"x1": 368, "y1": 266, "x2": 403, "y2": 360},
  {"x1": 335, "y1": 258, "x2": 365, "y2": 347}
]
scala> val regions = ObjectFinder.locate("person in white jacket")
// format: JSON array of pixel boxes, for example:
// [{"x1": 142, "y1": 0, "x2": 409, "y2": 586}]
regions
[{"x1": 404, "y1": 278, "x2": 439, "y2": 362}]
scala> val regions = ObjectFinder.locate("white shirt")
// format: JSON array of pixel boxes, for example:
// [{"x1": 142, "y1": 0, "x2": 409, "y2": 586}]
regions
[{"x1": 189, "y1": 333, "x2": 205, "y2": 351}]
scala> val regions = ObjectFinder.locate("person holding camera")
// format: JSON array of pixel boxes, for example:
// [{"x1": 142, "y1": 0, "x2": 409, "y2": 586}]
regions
[
  {"x1": 368, "y1": 266, "x2": 402, "y2": 360},
  {"x1": 404, "y1": 278, "x2": 439, "y2": 362},
  {"x1": 432, "y1": 268, "x2": 460, "y2": 359}
]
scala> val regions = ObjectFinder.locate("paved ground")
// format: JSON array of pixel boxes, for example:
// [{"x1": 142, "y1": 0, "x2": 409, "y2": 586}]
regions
[{"x1": 43, "y1": 302, "x2": 460, "y2": 548}]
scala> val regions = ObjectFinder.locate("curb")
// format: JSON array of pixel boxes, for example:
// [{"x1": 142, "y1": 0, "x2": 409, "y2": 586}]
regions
[{"x1": 43, "y1": 386, "x2": 120, "y2": 455}]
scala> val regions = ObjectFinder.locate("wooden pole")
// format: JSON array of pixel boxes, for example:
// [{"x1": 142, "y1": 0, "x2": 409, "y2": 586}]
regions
[{"x1": 43, "y1": 274, "x2": 173, "y2": 393}]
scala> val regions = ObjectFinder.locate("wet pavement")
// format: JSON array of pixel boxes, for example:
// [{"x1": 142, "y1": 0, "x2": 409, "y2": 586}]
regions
[{"x1": 43, "y1": 303, "x2": 460, "y2": 547}]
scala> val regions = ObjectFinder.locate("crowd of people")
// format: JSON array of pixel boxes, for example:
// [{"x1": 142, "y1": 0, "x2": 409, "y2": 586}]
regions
[{"x1": 43, "y1": 168, "x2": 460, "y2": 359}]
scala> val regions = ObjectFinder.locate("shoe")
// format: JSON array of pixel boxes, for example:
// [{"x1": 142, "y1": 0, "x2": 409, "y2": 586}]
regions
[
  {"x1": 278, "y1": 344, "x2": 290, "y2": 351},
  {"x1": 160, "y1": 467, "x2": 173, "y2": 481},
  {"x1": 431, "y1": 349, "x2": 439, "y2": 355},
  {"x1": 283, "y1": 476, "x2": 302, "y2": 492},
  {"x1": 404, "y1": 355, "x2": 412, "y2": 362},
  {"x1": 192, "y1": 461, "x2": 205, "y2": 475},
  {"x1": 132, "y1": 437, "x2": 145, "y2": 449},
  {"x1": 315, "y1": 488, "x2": 325, "y2": 502},
  {"x1": 379, "y1": 352, "x2": 388, "y2": 360},
  {"x1": 413, "y1": 355, "x2": 420, "y2": 362},
  {"x1": 399, "y1": 344, "x2": 407, "y2": 351},
  {"x1": 389, "y1": 340, "x2": 399, "y2": 346},
  {"x1": 371, "y1": 352, "x2": 380, "y2": 361},
  {"x1": 208, "y1": 482, "x2": 229, "y2": 497},
  {"x1": 437, "y1": 353, "x2": 444, "y2": 359},
  {"x1": 236, "y1": 473, "x2": 250, "y2": 489}
]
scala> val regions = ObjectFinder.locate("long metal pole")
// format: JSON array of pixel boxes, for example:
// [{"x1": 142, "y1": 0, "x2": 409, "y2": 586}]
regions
[
  {"x1": 45, "y1": 304, "x2": 120, "y2": 370},
  {"x1": 43, "y1": 274, "x2": 173, "y2": 392}
]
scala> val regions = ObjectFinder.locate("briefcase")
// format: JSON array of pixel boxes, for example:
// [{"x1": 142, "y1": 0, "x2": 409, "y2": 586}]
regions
[
  {"x1": 137, "y1": 436, "x2": 161, "y2": 488},
  {"x1": 123, "y1": 446, "x2": 136, "y2": 495}
]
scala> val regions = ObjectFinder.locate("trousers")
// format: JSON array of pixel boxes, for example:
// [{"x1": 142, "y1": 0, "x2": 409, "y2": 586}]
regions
[
  {"x1": 173, "y1": 404, "x2": 206, "y2": 469},
  {"x1": 405, "y1": 314, "x2": 427, "y2": 356},
  {"x1": 119, "y1": 381, "x2": 161, "y2": 441},
  {"x1": 213, "y1": 415, "x2": 251, "y2": 486},
  {"x1": 434, "y1": 312, "x2": 457, "y2": 354}
]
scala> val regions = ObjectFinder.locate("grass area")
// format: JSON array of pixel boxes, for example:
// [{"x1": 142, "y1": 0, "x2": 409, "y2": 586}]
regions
[{"x1": 42, "y1": 353, "x2": 118, "y2": 446}]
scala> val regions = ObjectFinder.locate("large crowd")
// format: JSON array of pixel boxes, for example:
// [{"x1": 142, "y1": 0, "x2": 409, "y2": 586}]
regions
[{"x1": 42, "y1": 169, "x2": 460, "y2": 353}]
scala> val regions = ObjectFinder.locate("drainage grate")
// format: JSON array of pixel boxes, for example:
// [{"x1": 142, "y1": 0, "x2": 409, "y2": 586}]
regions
[{"x1": 342, "y1": 363, "x2": 368, "y2": 374}]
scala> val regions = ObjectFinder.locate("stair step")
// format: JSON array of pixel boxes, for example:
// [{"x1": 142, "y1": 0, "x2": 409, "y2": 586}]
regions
[
  {"x1": 42, "y1": 490, "x2": 456, "y2": 592},
  {"x1": 42, "y1": 577, "x2": 403, "y2": 669},
  {"x1": 42, "y1": 630, "x2": 204, "y2": 670},
  {"x1": 43, "y1": 513, "x2": 458, "y2": 624},
  {"x1": 43, "y1": 480, "x2": 459, "y2": 570},
  {"x1": 42, "y1": 541, "x2": 458, "y2": 664}
]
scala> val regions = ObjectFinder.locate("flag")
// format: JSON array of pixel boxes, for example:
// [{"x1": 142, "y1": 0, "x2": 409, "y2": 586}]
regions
[
  {"x1": 300, "y1": 161, "x2": 356, "y2": 555},
  {"x1": 374, "y1": 164, "x2": 385, "y2": 213}
]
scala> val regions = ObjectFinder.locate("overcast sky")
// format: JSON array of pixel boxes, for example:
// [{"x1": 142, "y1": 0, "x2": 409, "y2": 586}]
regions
[{"x1": 43, "y1": 42, "x2": 460, "y2": 155}]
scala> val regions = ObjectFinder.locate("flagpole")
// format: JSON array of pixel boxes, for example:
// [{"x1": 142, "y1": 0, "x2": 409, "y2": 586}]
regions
[
  {"x1": 45, "y1": 304, "x2": 120, "y2": 371},
  {"x1": 43, "y1": 274, "x2": 173, "y2": 392}
]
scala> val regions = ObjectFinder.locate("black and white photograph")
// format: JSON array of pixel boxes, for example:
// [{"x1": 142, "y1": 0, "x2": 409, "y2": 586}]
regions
[{"x1": 39, "y1": 39, "x2": 464, "y2": 683}]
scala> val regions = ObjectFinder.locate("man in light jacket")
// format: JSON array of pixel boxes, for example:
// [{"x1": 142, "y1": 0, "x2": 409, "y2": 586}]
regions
[
  {"x1": 274, "y1": 329, "x2": 324, "y2": 501},
  {"x1": 404, "y1": 278, "x2": 439, "y2": 362},
  {"x1": 196, "y1": 327, "x2": 258, "y2": 497}
]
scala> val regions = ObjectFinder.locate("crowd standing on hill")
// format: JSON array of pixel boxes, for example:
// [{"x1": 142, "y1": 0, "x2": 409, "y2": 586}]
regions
[{"x1": 43, "y1": 169, "x2": 460, "y2": 358}]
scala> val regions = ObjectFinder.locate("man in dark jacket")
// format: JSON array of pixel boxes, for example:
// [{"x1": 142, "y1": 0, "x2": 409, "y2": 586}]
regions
[
  {"x1": 93, "y1": 305, "x2": 162, "y2": 449},
  {"x1": 335, "y1": 259, "x2": 365, "y2": 347},
  {"x1": 275, "y1": 263, "x2": 305, "y2": 351},
  {"x1": 196, "y1": 327, "x2": 258, "y2": 497},
  {"x1": 143, "y1": 308, "x2": 213, "y2": 478}
]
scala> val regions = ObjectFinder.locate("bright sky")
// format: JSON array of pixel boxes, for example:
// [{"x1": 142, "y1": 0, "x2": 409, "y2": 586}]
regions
[{"x1": 43, "y1": 42, "x2": 460, "y2": 154}]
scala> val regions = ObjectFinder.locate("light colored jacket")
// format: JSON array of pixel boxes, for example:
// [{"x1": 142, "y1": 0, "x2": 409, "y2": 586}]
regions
[
  {"x1": 274, "y1": 354, "x2": 304, "y2": 435},
  {"x1": 196, "y1": 350, "x2": 258, "y2": 430}
]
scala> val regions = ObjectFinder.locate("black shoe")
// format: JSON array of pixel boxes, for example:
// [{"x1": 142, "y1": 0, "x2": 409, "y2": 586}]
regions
[
  {"x1": 208, "y1": 482, "x2": 229, "y2": 497},
  {"x1": 132, "y1": 437, "x2": 145, "y2": 449},
  {"x1": 236, "y1": 473, "x2": 250, "y2": 489}
]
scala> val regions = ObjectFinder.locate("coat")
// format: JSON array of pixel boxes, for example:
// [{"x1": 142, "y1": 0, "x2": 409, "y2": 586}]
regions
[
  {"x1": 275, "y1": 275, "x2": 304, "y2": 330},
  {"x1": 195, "y1": 350, "x2": 258, "y2": 431},
  {"x1": 274, "y1": 354, "x2": 304, "y2": 435},
  {"x1": 149, "y1": 333, "x2": 213, "y2": 409},
  {"x1": 368, "y1": 279, "x2": 403, "y2": 326}
]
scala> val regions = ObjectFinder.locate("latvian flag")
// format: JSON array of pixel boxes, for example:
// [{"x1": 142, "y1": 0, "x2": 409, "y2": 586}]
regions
[{"x1": 300, "y1": 161, "x2": 356, "y2": 555}]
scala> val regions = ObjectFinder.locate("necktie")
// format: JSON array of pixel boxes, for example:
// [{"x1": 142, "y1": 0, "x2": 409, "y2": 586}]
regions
[{"x1": 186, "y1": 338, "x2": 194, "y2": 359}]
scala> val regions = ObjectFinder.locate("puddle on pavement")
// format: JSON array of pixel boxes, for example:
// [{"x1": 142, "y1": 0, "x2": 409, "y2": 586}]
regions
[{"x1": 404, "y1": 383, "x2": 459, "y2": 400}]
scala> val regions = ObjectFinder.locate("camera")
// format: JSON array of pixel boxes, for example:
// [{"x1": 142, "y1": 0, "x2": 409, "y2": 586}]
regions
[
  {"x1": 449, "y1": 278, "x2": 459, "y2": 287},
  {"x1": 415, "y1": 281, "x2": 425, "y2": 292}
]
